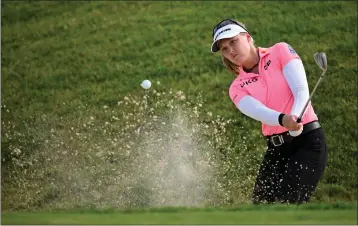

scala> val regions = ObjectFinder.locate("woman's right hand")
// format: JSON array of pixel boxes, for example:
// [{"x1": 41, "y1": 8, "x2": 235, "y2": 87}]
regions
[{"x1": 282, "y1": 114, "x2": 303, "y2": 131}]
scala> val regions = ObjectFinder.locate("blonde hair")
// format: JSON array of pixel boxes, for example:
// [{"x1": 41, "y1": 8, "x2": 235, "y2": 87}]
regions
[
  {"x1": 220, "y1": 21, "x2": 255, "y2": 75},
  {"x1": 222, "y1": 55, "x2": 240, "y2": 74}
]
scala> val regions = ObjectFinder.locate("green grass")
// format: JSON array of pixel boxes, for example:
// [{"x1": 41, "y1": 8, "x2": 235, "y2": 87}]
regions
[
  {"x1": 1, "y1": 1, "x2": 357, "y2": 210},
  {"x1": 2, "y1": 203, "x2": 357, "y2": 224},
  {"x1": 3, "y1": 210, "x2": 356, "y2": 224}
]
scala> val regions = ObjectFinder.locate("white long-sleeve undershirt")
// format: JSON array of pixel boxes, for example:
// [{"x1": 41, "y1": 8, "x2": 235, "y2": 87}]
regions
[
  {"x1": 283, "y1": 59, "x2": 310, "y2": 117},
  {"x1": 237, "y1": 59, "x2": 309, "y2": 125}
]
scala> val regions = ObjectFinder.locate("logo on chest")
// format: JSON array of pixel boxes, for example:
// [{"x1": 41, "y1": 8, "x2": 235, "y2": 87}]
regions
[
  {"x1": 264, "y1": 60, "x2": 271, "y2": 70},
  {"x1": 240, "y1": 77, "x2": 258, "y2": 88}
]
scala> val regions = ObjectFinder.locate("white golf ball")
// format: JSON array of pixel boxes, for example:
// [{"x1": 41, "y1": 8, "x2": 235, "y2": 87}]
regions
[{"x1": 141, "y1": 80, "x2": 151, "y2": 89}]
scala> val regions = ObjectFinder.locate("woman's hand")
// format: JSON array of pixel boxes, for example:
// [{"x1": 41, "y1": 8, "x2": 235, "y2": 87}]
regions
[{"x1": 282, "y1": 114, "x2": 303, "y2": 131}]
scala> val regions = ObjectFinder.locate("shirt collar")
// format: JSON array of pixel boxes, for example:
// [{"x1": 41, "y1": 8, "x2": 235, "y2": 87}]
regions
[
  {"x1": 258, "y1": 47, "x2": 271, "y2": 57},
  {"x1": 237, "y1": 47, "x2": 272, "y2": 77}
]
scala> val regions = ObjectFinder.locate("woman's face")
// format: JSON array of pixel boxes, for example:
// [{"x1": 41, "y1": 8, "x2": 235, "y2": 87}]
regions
[{"x1": 218, "y1": 33, "x2": 252, "y2": 66}]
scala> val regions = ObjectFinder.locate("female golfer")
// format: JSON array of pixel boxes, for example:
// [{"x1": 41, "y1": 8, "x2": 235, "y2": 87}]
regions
[{"x1": 211, "y1": 19, "x2": 328, "y2": 204}]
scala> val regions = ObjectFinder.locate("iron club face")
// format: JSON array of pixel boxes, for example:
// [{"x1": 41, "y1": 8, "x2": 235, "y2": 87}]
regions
[
  {"x1": 314, "y1": 52, "x2": 327, "y2": 73},
  {"x1": 296, "y1": 52, "x2": 328, "y2": 123}
]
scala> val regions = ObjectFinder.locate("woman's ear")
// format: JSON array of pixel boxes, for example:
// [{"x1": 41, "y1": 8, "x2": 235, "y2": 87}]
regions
[{"x1": 246, "y1": 33, "x2": 252, "y2": 42}]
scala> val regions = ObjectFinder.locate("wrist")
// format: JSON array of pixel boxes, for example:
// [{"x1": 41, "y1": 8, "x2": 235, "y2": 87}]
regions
[{"x1": 278, "y1": 113, "x2": 285, "y2": 126}]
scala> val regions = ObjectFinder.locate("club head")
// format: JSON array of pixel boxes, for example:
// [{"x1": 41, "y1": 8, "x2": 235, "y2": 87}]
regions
[{"x1": 314, "y1": 52, "x2": 327, "y2": 72}]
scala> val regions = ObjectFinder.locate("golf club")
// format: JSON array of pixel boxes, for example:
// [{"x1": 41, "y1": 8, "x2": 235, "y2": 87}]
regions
[{"x1": 296, "y1": 52, "x2": 327, "y2": 123}]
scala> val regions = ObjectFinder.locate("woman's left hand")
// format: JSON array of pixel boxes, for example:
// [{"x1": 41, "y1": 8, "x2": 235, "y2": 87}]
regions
[{"x1": 282, "y1": 114, "x2": 303, "y2": 131}]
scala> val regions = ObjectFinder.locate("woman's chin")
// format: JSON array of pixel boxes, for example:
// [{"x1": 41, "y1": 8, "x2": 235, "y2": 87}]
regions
[{"x1": 233, "y1": 59, "x2": 243, "y2": 65}]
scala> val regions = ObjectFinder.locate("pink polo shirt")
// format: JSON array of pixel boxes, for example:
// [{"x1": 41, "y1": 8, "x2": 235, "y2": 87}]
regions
[{"x1": 229, "y1": 42, "x2": 318, "y2": 136}]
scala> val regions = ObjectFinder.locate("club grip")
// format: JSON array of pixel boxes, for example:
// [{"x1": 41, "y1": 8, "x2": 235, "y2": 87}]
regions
[{"x1": 296, "y1": 117, "x2": 302, "y2": 123}]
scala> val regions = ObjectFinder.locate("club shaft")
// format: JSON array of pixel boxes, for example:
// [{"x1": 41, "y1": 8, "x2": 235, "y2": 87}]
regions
[{"x1": 297, "y1": 71, "x2": 326, "y2": 121}]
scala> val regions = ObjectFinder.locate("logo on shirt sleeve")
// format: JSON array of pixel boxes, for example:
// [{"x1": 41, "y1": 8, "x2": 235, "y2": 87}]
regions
[
  {"x1": 287, "y1": 44, "x2": 296, "y2": 54},
  {"x1": 232, "y1": 94, "x2": 238, "y2": 102}
]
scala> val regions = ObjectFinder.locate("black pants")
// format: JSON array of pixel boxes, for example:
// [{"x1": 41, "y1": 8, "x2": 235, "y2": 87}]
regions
[{"x1": 252, "y1": 127, "x2": 328, "y2": 204}]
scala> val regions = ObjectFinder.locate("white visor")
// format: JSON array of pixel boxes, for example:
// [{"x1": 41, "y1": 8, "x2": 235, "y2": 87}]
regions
[{"x1": 211, "y1": 24, "x2": 247, "y2": 53}]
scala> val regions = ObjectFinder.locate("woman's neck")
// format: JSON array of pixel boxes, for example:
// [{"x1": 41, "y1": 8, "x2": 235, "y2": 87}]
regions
[{"x1": 243, "y1": 48, "x2": 260, "y2": 74}]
